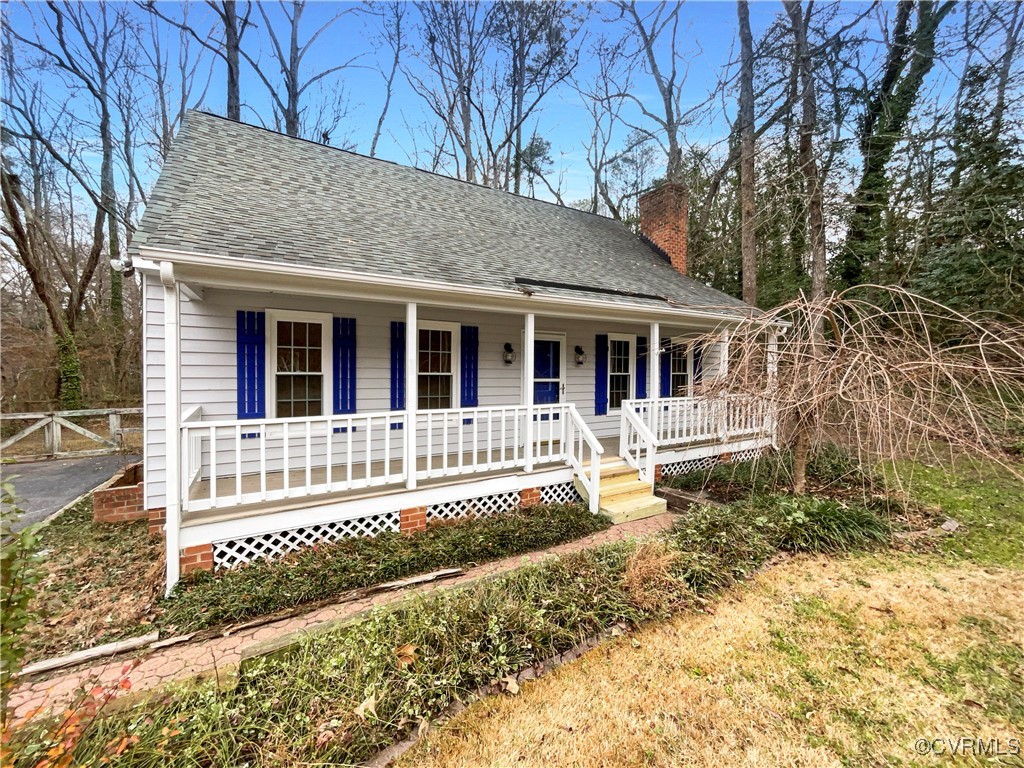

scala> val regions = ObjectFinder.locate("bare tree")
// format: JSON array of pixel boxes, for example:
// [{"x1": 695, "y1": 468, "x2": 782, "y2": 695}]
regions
[
  {"x1": 408, "y1": 1, "x2": 489, "y2": 182},
  {"x1": 240, "y1": 0, "x2": 360, "y2": 140},
  {"x1": 737, "y1": 0, "x2": 757, "y2": 306},
  {"x1": 6, "y1": 1, "x2": 137, "y2": 329},
  {"x1": 142, "y1": 1, "x2": 252, "y2": 122},
  {"x1": 612, "y1": 0, "x2": 690, "y2": 183},
  {"x1": 368, "y1": 1, "x2": 407, "y2": 157},
  {"x1": 707, "y1": 288, "x2": 1024, "y2": 495},
  {"x1": 784, "y1": 0, "x2": 826, "y2": 303}
]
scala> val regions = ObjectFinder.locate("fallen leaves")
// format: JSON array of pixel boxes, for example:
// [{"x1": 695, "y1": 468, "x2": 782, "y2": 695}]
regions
[{"x1": 395, "y1": 643, "x2": 420, "y2": 669}]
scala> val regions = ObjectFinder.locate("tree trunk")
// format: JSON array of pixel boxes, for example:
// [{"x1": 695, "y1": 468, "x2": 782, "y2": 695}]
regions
[
  {"x1": 792, "y1": 427, "x2": 809, "y2": 495},
  {"x1": 737, "y1": 0, "x2": 757, "y2": 306},
  {"x1": 56, "y1": 332, "x2": 84, "y2": 410},
  {"x1": 223, "y1": 1, "x2": 242, "y2": 121}
]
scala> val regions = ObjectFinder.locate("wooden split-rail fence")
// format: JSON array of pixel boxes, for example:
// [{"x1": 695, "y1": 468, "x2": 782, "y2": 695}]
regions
[{"x1": 0, "y1": 408, "x2": 142, "y2": 461}]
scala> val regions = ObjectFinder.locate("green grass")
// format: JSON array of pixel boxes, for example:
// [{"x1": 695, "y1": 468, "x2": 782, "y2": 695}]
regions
[
  {"x1": 160, "y1": 504, "x2": 611, "y2": 634},
  {"x1": 895, "y1": 457, "x2": 1024, "y2": 568}
]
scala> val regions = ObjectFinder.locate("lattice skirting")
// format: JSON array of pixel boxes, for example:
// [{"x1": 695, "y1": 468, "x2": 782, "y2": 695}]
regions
[
  {"x1": 660, "y1": 447, "x2": 766, "y2": 478},
  {"x1": 426, "y1": 491, "x2": 520, "y2": 524},
  {"x1": 540, "y1": 481, "x2": 583, "y2": 505},
  {"x1": 211, "y1": 510, "x2": 400, "y2": 570}
]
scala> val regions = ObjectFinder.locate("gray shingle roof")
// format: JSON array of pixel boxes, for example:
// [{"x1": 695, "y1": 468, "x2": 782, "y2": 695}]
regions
[{"x1": 132, "y1": 111, "x2": 751, "y2": 317}]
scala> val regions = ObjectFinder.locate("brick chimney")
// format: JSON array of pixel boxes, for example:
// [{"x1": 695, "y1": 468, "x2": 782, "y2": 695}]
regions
[{"x1": 638, "y1": 182, "x2": 688, "y2": 276}]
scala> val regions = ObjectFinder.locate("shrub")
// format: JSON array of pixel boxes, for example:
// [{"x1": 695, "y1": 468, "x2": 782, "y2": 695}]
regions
[
  {"x1": 660, "y1": 443, "x2": 875, "y2": 497},
  {"x1": 666, "y1": 504, "x2": 777, "y2": 593},
  {"x1": 1, "y1": 482, "x2": 41, "y2": 723},
  {"x1": 159, "y1": 504, "x2": 610, "y2": 634},
  {"x1": 48, "y1": 545, "x2": 647, "y2": 768},
  {"x1": 757, "y1": 494, "x2": 891, "y2": 554}
]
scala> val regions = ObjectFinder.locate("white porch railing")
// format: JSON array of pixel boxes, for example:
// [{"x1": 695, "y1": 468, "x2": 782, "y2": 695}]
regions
[
  {"x1": 625, "y1": 394, "x2": 774, "y2": 448},
  {"x1": 620, "y1": 394, "x2": 776, "y2": 486},
  {"x1": 180, "y1": 402, "x2": 603, "y2": 514}
]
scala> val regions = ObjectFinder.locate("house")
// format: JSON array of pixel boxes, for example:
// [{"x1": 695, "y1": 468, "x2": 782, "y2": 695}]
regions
[{"x1": 128, "y1": 111, "x2": 779, "y2": 594}]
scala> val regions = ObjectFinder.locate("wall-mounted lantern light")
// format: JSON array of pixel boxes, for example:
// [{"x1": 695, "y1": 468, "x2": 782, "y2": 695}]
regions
[
  {"x1": 502, "y1": 342, "x2": 517, "y2": 365},
  {"x1": 574, "y1": 345, "x2": 587, "y2": 365}
]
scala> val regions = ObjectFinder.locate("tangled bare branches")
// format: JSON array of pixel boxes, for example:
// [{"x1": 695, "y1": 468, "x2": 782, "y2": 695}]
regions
[{"x1": 705, "y1": 286, "x2": 1024, "y2": 494}]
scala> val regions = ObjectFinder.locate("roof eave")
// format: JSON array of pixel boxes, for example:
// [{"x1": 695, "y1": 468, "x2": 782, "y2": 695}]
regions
[{"x1": 137, "y1": 246, "x2": 782, "y2": 329}]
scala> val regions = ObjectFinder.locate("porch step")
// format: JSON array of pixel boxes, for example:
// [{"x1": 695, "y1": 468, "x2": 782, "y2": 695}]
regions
[
  {"x1": 575, "y1": 455, "x2": 668, "y2": 524},
  {"x1": 601, "y1": 495, "x2": 668, "y2": 525}
]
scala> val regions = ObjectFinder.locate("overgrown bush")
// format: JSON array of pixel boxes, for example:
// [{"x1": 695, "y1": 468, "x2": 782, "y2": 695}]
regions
[
  {"x1": 660, "y1": 443, "x2": 876, "y2": 499},
  {"x1": 1, "y1": 482, "x2": 41, "y2": 723},
  {"x1": 667, "y1": 503, "x2": 777, "y2": 593},
  {"x1": 159, "y1": 504, "x2": 610, "y2": 634},
  {"x1": 760, "y1": 495, "x2": 891, "y2": 554}
]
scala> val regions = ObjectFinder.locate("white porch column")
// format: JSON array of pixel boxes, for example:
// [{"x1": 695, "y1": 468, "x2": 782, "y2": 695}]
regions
[
  {"x1": 160, "y1": 263, "x2": 181, "y2": 596},
  {"x1": 767, "y1": 329, "x2": 779, "y2": 387},
  {"x1": 405, "y1": 302, "x2": 418, "y2": 490},
  {"x1": 649, "y1": 322, "x2": 660, "y2": 399},
  {"x1": 523, "y1": 313, "x2": 535, "y2": 472},
  {"x1": 720, "y1": 329, "x2": 731, "y2": 377}
]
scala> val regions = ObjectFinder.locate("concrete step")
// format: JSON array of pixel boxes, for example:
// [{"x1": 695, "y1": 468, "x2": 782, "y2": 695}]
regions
[{"x1": 601, "y1": 495, "x2": 668, "y2": 524}]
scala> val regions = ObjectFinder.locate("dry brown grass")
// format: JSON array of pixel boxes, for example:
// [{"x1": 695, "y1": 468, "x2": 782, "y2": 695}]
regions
[
  {"x1": 623, "y1": 540, "x2": 684, "y2": 613},
  {"x1": 402, "y1": 555, "x2": 1024, "y2": 768}
]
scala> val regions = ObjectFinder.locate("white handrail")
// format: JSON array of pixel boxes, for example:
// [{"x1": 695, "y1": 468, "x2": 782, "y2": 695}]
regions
[
  {"x1": 619, "y1": 402, "x2": 658, "y2": 486},
  {"x1": 566, "y1": 404, "x2": 603, "y2": 514}
]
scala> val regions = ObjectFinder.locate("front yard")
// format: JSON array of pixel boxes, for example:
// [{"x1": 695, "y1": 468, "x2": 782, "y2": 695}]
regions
[
  {"x1": 5, "y1": 452, "x2": 1021, "y2": 766},
  {"x1": 402, "y1": 457, "x2": 1024, "y2": 768}
]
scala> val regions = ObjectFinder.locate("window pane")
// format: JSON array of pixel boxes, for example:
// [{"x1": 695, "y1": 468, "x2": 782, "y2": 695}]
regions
[
  {"x1": 309, "y1": 349, "x2": 322, "y2": 373},
  {"x1": 278, "y1": 321, "x2": 292, "y2": 346},
  {"x1": 418, "y1": 328, "x2": 452, "y2": 374},
  {"x1": 418, "y1": 373, "x2": 452, "y2": 410},
  {"x1": 609, "y1": 374, "x2": 629, "y2": 410},
  {"x1": 534, "y1": 340, "x2": 559, "y2": 379},
  {"x1": 308, "y1": 323, "x2": 321, "y2": 346},
  {"x1": 294, "y1": 322, "x2": 307, "y2": 347},
  {"x1": 534, "y1": 381, "x2": 560, "y2": 405},
  {"x1": 610, "y1": 339, "x2": 631, "y2": 374}
]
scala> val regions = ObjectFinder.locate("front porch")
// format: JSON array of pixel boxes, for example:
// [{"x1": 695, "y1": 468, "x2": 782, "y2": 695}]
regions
[{"x1": 176, "y1": 394, "x2": 775, "y2": 532}]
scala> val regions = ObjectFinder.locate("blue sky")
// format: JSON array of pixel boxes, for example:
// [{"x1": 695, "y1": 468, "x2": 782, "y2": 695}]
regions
[{"x1": 7, "y1": 0, "x2": 964, "y2": 209}]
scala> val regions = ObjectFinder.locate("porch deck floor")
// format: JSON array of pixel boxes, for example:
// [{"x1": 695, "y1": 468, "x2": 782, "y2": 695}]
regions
[{"x1": 181, "y1": 441, "x2": 613, "y2": 527}]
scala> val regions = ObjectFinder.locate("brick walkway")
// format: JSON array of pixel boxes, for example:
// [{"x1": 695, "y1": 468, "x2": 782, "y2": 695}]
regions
[{"x1": 11, "y1": 514, "x2": 673, "y2": 719}]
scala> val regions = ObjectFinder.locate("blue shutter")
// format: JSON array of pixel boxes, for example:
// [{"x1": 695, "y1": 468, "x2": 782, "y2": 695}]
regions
[
  {"x1": 693, "y1": 341, "x2": 704, "y2": 383},
  {"x1": 636, "y1": 336, "x2": 648, "y2": 398},
  {"x1": 595, "y1": 334, "x2": 609, "y2": 416},
  {"x1": 390, "y1": 321, "x2": 405, "y2": 411},
  {"x1": 460, "y1": 325, "x2": 479, "y2": 407},
  {"x1": 236, "y1": 310, "x2": 265, "y2": 419},
  {"x1": 333, "y1": 317, "x2": 357, "y2": 414},
  {"x1": 660, "y1": 343, "x2": 672, "y2": 397}
]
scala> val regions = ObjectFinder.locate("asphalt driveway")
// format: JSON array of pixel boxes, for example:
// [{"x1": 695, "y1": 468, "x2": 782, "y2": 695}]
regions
[{"x1": 1, "y1": 454, "x2": 142, "y2": 530}]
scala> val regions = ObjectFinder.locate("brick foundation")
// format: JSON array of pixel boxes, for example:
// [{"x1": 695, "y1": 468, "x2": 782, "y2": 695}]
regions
[
  {"x1": 519, "y1": 487, "x2": 542, "y2": 507},
  {"x1": 148, "y1": 507, "x2": 166, "y2": 537},
  {"x1": 93, "y1": 463, "x2": 145, "y2": 523},
  {"x1": 180, "y1": 543, "x2": 213, "y2": 575},
  {"x1": 654, "y1": 464, "x2": 664, "y2": 483},
  {"x1": 400, "y1": 506, "x2": 426, "y2": 534}
]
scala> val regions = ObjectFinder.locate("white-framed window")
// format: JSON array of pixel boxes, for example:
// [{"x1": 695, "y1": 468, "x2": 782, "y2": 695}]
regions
[
  {"x1": 267, "y1": 310, "x2": 333, "y2": 418},
  {"x1": 607, "y1": 333, "x2": 635, "y2": 411},
  {"x1": 667, "y1": 340, "x2": 699, "y2": 397},
  {"x1": 417, "y1": 321, "x2": 460, "y2": 410}
]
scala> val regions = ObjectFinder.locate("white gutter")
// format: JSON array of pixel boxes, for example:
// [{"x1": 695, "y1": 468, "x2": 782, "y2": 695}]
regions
[{"x1": 137, "y1": 246, "x2": 787, "y2": 330}]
